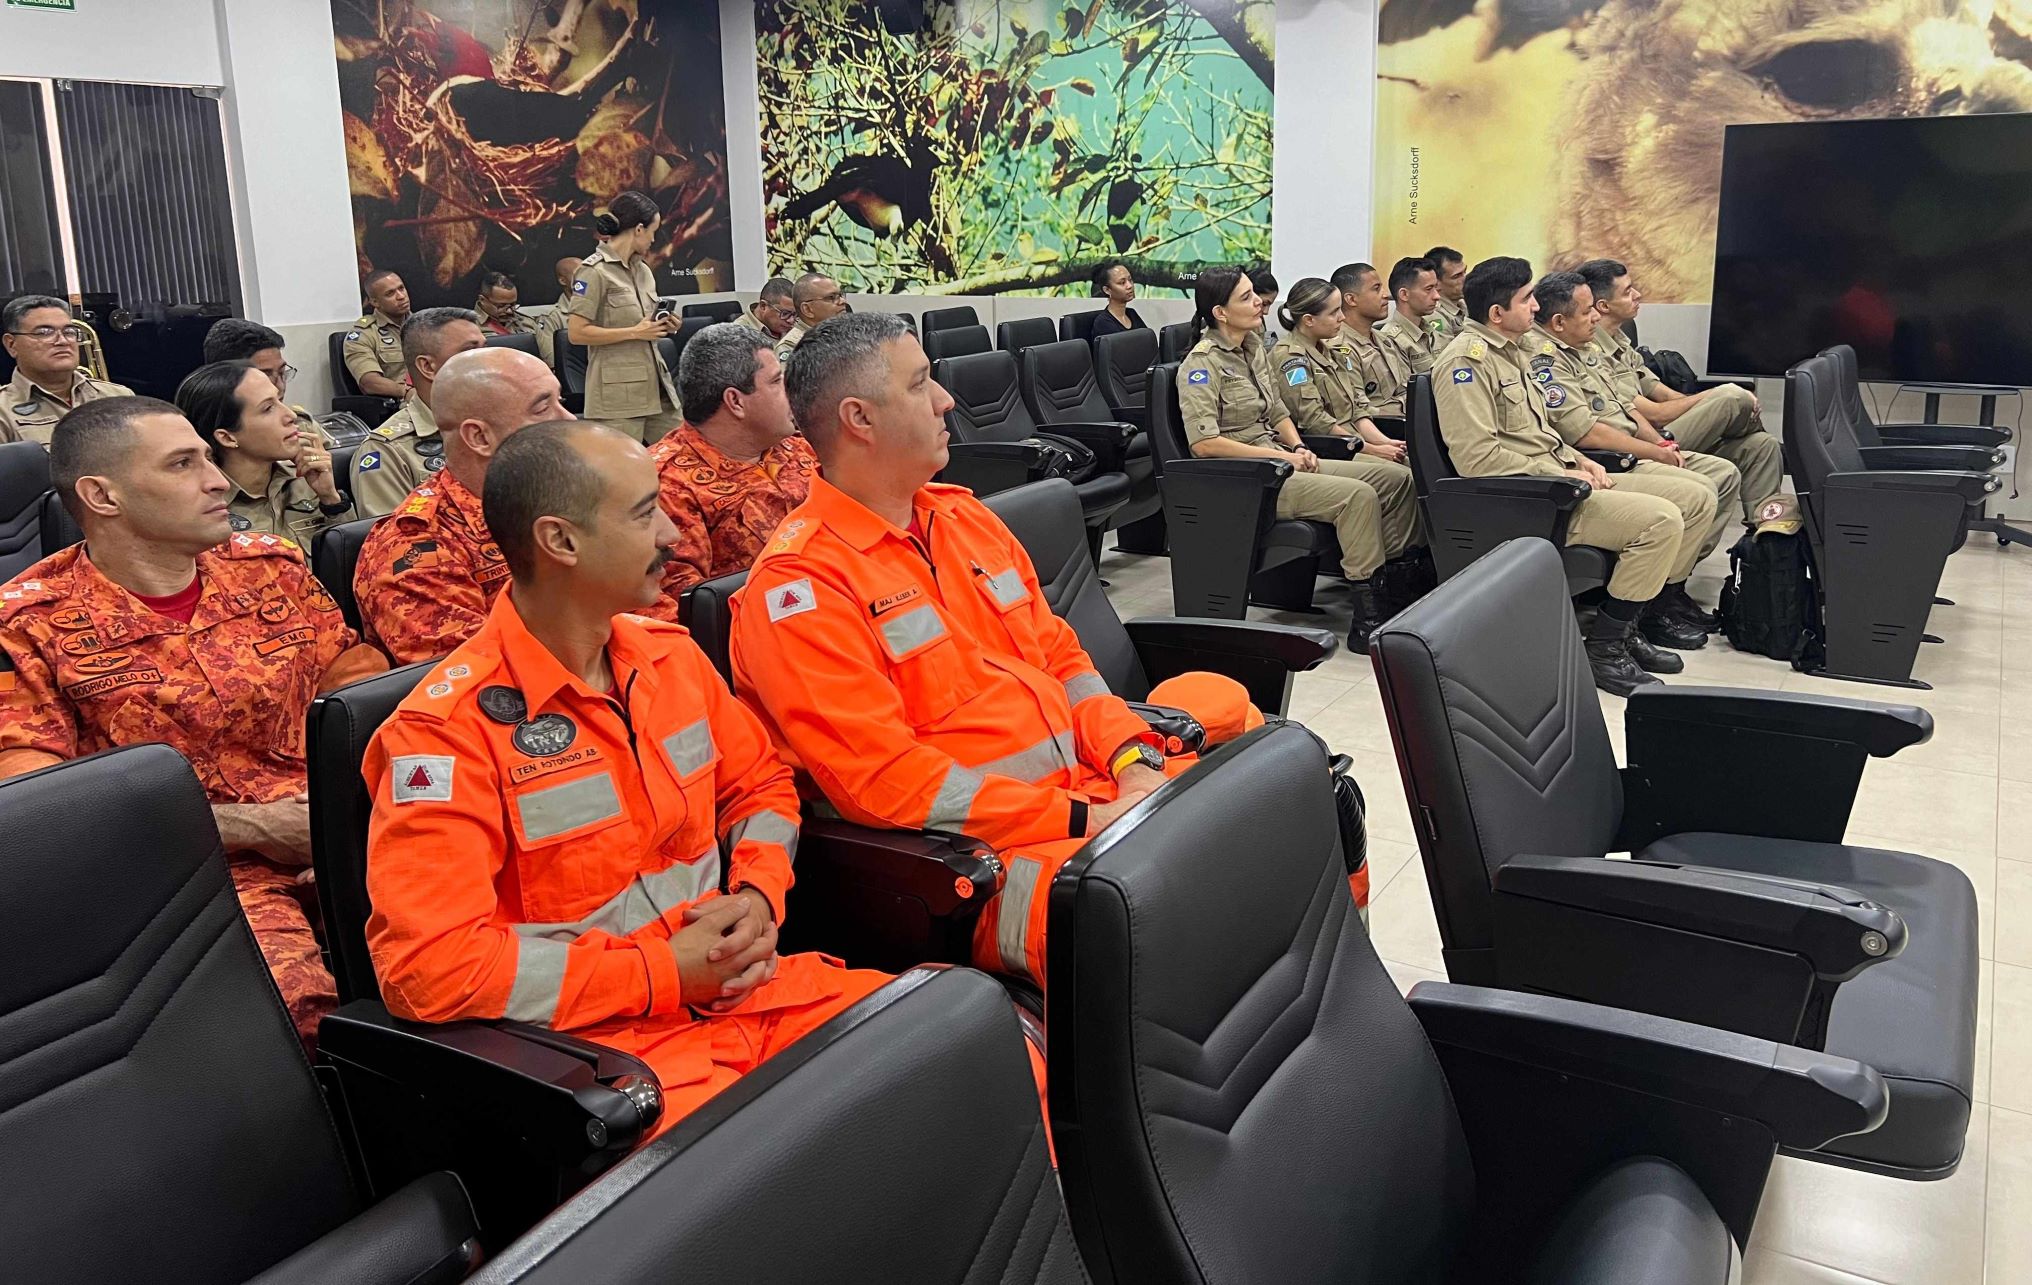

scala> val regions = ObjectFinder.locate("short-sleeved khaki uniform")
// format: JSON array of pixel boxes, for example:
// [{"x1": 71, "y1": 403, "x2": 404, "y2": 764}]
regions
[
  {"x1": 1432, "y1": 296, "x2": 1466, "y2": 339},
  {"x1": 774, "y1": 322, "x2": 808, "y2": 363},
  {"x1": 566, "y1": 246, "x2": 681, "y2": 442},
  {"x1": 534, "y1": 289, "x2": 572, "y2": 367},
  {"x1": 225, "y1": 463, "x2": 356, "y2": 543},
  {"x1": 1378, "y1": 310, "x2": 1443, "y2": 376},
  {"x1": 1175, "y1": 330, "x2": 1416, "y2": 581},
  {"x1": 349, "y1": 394, "x2": 445, "y2": 518},
  {"x1": 1592, "y1": 326, "x2": 1778, "y2": 521},
  {"x1": 1340, "y1": 322, "x2": 1414, "y2": 418},
  {"x1": 340, "y1": 312, "x2": 407, "y2": 392},
  {"x1": 0, "y1": 369, "x2": 133, "y2": 445},
  {"x1": 1430, "y1": 321, "x2": 1706, "y2": 602}
]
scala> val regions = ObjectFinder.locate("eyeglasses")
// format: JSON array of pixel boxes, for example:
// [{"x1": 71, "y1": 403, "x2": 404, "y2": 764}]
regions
[
  {"x1": 265, "y1": 363, "x2": 299, "y2": 388},
  {"x1": 766, "y1": 304, "x2": 797, "y2": 319},
  {"x1": 5, "y1": 324, "x2": 82, "y2": 343}
]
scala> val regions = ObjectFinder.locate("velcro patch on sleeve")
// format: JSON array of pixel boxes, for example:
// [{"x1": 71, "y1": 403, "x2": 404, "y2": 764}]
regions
[
  {"x1": 1451, "y1": 368, "x2": 1474, "y2": 384},
  {"x1": 765, "y1": 578, "x2": 817, "y2": 622},
  {"x1": 1285, "y1": 366, "x2": 1309, "y2": 385},
  {"x1": 1186, "y1": 368, "x2": 1210, "y2": 384},
  {"x1": 391, "y1": 755, "x2": 455, "y2": 803}
]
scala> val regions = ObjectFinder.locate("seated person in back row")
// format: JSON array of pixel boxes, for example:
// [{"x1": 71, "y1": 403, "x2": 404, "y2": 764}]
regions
[
  {"x1": 342, "y1": 270, "x2": 414, "y2": 400},
  {"x1": 1087, "y1": 259, "x2": 1147, "y2": 340},
  {"x1": 201, "y1": 317, "x2": 332, "y2": 446},
  {"x1": 0, "y1": 295, "x2": 132, "y2": 446},
  {"x1": 473, "y1": 270, "x2": 539, "y2": 341},
  {"x1": 0, "y1": 397, "x2": 388, "y2": 1046},
  {"x1": 363, "y1": 421, "x2": 896, "y2": 1134},
  {"x1": 1331, "y1": 262, "x2": 1413, "y2": 419},
  {"x1": 1269, "y1": 276, "x2": 1410, "y2": 468},
  {"x1": 739, "y1": 277, "x2": 799, "y2": 340},
  {"x1": 349, "y1": 308, "x2": 486, "y2": 518},
  {"x1": 1377, "y1": 256, "x2": 1445, "y2": 374},
  {"x1": 175, "y1": 361, "x2": 356, "y2": 543},
  {"x1": 731, "y1": 313, "x2": 1290, "y2": 992},
  {"x1": 645, "y1": 323, "x2": 817, "y2": 604}
]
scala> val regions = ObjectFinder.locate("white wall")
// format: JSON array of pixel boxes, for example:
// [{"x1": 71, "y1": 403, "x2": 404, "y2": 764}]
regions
[
  {"x1": 0, "y1": 0, "x2": 221, "y2": 84},
  {"x1": 719, "y1": 0, "x2": 767, "y2": 288},
  {"x1": 1271, "y1": 0, "x2": 1377, "y2": 283}
]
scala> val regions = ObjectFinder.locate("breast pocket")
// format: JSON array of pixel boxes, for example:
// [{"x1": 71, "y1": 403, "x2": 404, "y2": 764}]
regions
[
  {"x1": 1495, "y1": 379, "x2": 1533, "y2": 431},
  {"x1": 510, "y1": 768, "x2": 631, "y2": 859},
  {"x1": 878, "y1": 604, "x2": 981, "y2": 728}
]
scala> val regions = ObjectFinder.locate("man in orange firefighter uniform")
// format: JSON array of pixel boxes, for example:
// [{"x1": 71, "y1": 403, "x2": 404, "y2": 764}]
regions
[
  {"x1": 730, "y1": 312, "x2": 1273, "y2": 989},
  {"x1": 362, "y1": 421, "x2": 893, "y2": 1130}
]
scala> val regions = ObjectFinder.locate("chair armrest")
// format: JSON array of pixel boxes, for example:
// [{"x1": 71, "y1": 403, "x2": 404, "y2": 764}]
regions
[
  {"x1": 1370, "y1": 414, "x2": 1408, "y2": 441},
  {"x1": 1826, "y1": 468, "x2": 2000, "y2": 502},
  {"x1": 1108, "y1": 403, "x2": 1149, "y2": 431},
  {"x1": 1431, "y1": 474, "x2": 1592, "y2": 509},
  {"x1": 333, "y1": 394, "x2": 401, "y2": 429},
  {"x1": 1627, "y1": 684, "x2": 1930, "y2": 757},
  {"x1": 799, "y1": 817, "x2": 1000, "y2": 919},
  {"x1": 1300, "y1": 433, "x2": 1359, "y2": 460},
  {"x1": 245, "y1": 1171, "x2": 478, "y2": 1285},
  {"x1": 1873, "y1": 422, "x2": 2011, "y2": 447},
  {"x1": 1495, "y1": 853, "x2": 1905, "y2": 984},
  {"x1": 1123, "y1": 616, "x2": 1339, "y2": 717},
  {"x1": 318, "y1": 1000, "x2": 665, "y2": 1164},
  {"x1": 1580, "y1": 448, "x2": 1638, "y2": 473},
  {"x1": 1855, "y1": 444, "x2": 2007, "y2": 472},
  {"x1": 939, "y1": 441, "x2": 1051, "y2": 497},
  {"x1": 1123, "y1": 701, "x2": 1205, "y2": 754},
  {"x1": 1040, "y1": 420, "x2": 1138, "y2": 472},
  {"x1": 1408, "y1": 983, "x2": 1888, "y2": 1152},
  {"x1": 785, "y1": 817, "x2": 1001, "y2": 971}
]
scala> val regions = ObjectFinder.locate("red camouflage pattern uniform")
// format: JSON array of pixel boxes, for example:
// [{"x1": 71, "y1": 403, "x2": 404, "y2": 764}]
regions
[
  {"x1": 641, "y1": 426, "x2": 819, "y2": 615},
  {"x1": 352, "y1": 471, "x2": 512, "y2": 665},
  {"x1": 0, "y1": 533, "x2": 354, "y2": 1044}
]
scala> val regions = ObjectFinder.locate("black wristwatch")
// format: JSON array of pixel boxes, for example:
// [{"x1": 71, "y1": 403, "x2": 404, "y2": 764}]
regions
[{"x1": 318, "y1": 496, "x2": 353, "y2": 515}]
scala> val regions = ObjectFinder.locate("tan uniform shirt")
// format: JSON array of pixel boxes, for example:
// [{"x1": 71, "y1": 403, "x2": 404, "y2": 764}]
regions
[
  {"x1": 1175, "y1": 330, "x2": 1287, "y2": 449},
  {"x1": 736, "y1": 310, "x2": 767, "y2": 335},
  {"x1": 479, "y1": 309, "x2": 541, "y2": 342},
  {"x1": 1270, "y1": 332, "x2": 1370, "y2": 432},
  {"x1": 341, "y1": 312, "x2": 408, "y2": 390},
  {"x1": 1591, "y1": 326, "x2": 1660, "y2": 402},
  {"x1": 1535, "y1": 325, "x2": 1646, "y2": 437},
  {"x1": 534, "y1": 290, "x2": 571, "y2": 367},
  {"x1": 1379, "y1": 310, "x2": 1443, "y2": 376},
  {"x1": 1433, "y1": 296, "x2": 1467, "y2": 338},
  {"x1": 774, "y1": 322, "x2": 808, "y2": 362},
  {"x1": 566, "y1": 246, "x2": 678, "y2": 420},
  {"x1": 0, "y1": 369, "x2": 133, "y2": 446},
  {"x1": 1340, "y1": 322, "x2": 1414, "y2": 417},
  {"x1": 1430, "y1": 321, "x2": 1583, "y2": 478},
  {"x1": 349, "y1": 395, "x2": 444, "y2": 518},
  {"x1": 225, "y1": 464, "x2": 356, "y2": 544}
]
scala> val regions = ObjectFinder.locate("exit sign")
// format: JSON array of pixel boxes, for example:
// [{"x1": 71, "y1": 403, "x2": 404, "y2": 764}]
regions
[{"x1": 6, "y1": 0, "x2": 77, "y2": 10}]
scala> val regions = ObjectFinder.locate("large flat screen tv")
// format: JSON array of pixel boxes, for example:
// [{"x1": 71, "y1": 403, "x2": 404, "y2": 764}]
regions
[{"x1": 1708, "y1": 112, "x2": 2032, "y2": 386}]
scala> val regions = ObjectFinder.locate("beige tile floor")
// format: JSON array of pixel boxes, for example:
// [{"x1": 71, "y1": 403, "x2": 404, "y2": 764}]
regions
[{"x1": 1095, "y1": 533, "x2": 2031, "y2": 1284}]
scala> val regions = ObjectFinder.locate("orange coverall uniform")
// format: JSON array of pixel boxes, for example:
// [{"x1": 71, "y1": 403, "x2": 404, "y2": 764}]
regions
[
  {"x1": 730, "y1": 478, "x2": 1260, "y2": 986},
  {"x1": 363, "y1": 592, "x2": 890, "y2": 1130},
  {"x1": 0, "y1": 533, "x2": 376, "y2": 1044},
  {"x1": 645, "y1": 425, "x2": 818, "y2": 609}
]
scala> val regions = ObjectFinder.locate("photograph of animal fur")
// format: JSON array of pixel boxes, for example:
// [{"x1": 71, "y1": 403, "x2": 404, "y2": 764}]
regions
[
  {"x1": 1373, "y1": 0, "x2": 2032, "y2": 303},
  {"x1": 757, "y1": 0, "x2": 1276, "y2": 295},
  {"x1": 333, "y1": 0, "x2": 733, "y2": 307}
]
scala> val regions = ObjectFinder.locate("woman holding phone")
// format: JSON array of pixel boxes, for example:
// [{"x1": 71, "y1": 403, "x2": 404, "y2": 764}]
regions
[{"x1": 566, "y1": 190, "x2": 682, "y2": 442}]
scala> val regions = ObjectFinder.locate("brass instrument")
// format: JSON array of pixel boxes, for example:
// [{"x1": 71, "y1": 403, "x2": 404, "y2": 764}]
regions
[{"x1": 69, "y1": 317, "x2": 108, "y2": 383}]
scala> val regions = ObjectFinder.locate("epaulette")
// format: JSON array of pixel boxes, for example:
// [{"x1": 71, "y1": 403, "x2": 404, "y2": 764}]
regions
[{"x1": 220, "y1": 531, "x2": 306, "y2": 562}]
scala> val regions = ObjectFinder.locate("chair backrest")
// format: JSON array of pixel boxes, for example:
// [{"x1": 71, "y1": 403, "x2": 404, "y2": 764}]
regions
[
  {"x1": 329, "y1": 329, "x2": 361, "y2": 398},
  {"x1": 1783, "y1": 353, "x2": 1866, "y2": 501},
  {"x1": 557, "y1": 335, "x2": 589, "y2": 398},
  {"x1": 0, "y1": 441, "x2": 52, "y2": 582},
  {"x1": 997, "y1": 316, "x2": 1057, "y2": 355},
  {"x1": 1819, "y1": 344, "x2": 1885, "y2": 447},
  {"x1": 331, "y1": 444, "x2": 359, "y2": 499},
  {"x1": 1019, "y1": 338, "x2": 1114, "y2": 426},
  {"x1": 37, "y1": 490, "x2": 81, "y2": 558},
  {"x1": 1367, "y1": 538, "x2": 1623, "y2": 983},
  {"x1": 1404, "y1": 373, "x2": 1455, "y2": 501},
  {"x1": 485, "y1": 332, "x2": 541, "y2": 357},
  {"x1": 1049, "y1": 724, "x2": 1474, "y2": 1285},
  {"x1": 472, "y1": 968, "x2": 1081, "y2": 1285},
  {"x1": 1623, "y1": 315, "x2": 1639, "y2": 348},
  {"x1": 681, "y1": 300, "x2": 743, "y2": 324},
  {"x1": 937, "y1": 349, "x2": 1041, "y2": 446},
  {"x1": 1157, "y1": 321, "x2": 1194, "y2": 363},
  {"x1": 311, "y1": 516, "x2": 379, "y2": 633},
  {"x1": 308, "y1": 660, "x2": 435, "y2": 1003},
  {"x1": 1059, "y1": 309, "x2": 1103, "y2": 343},
  {"x1": 677, "y1": 569, "x2": 748, "y2": 687},
  {"x1": 923, "y1": 323, "x2": 991, "y2": 362},
  {"x1": 0, "y1": 745, "x2": 364, "y2": 1283},
  {"x1": 982, "y1": 479, "x2": 1149, "y2": 699},
  {"x1": 1145, "y1": 359, "x2": 1193, "y2": 471},
  {"x1": 919, "y1": 305, "x2": 979, "y2": 333},
  {"x1": 1094, "y1": 328, "x2": 1159, "y2": 411}
]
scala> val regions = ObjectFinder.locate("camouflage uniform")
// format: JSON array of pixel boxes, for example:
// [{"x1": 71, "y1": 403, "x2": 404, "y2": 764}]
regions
[
  {"x1": 645, "y1": 425, "x2": 819, "y2": 607},
  {"x1": 352, "y1": 471, "x2": 510, "y2": 665},
  {"x1": 0, "y1": 533, "x2": 354, "y2": 1044}
]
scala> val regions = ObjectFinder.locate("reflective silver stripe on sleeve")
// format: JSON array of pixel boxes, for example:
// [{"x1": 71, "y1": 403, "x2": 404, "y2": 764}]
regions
[
  {"x1": 997, "y1": 855, "x2": 1044, "y2": 980},
  {"x1": 514, "y1": 847, "x2": 722, "y2": 943},
  {"x1": 515, "y1": 772, "x2": 624, "y2": 843},
  {"x1": 879, "y1": 604, "x2": 948, "y2": 658},
  {"x1": 505, "y1": 937, "x2": 570, "y2": 1023},
  {"x1": 983, "y1": 569, "x2": 1027, "y2": 608},
  {"x1": 924, "y1": 761, "x2": 986, "y2": 830},
  {"x1": 971, "y1": 730, "x2": 1076, "y2": 785},
  {"x1": 662, "y1": 718, "x2": 716, "y2": 777},
  {"x1": 1063, "y1": 670, "x2": 1109, "y2": 706},
  {"x1": 724, "y1": 809, "x2": 800, "y2": 864}
]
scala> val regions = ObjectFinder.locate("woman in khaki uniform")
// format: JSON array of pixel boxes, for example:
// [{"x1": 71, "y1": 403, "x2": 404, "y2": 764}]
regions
[
  {"x1": 1174, "y1": 267, "x2": 1427, "y2": 650},
  {"x1": 1271, "y1": 277, "x2": 1414, "y2": 467},
  {"x1": 566, "y1": 190, "x2": 682, "y2": 442},
  {"x1": 177, "y1": 361, "x2": 355, "y2": 544}
]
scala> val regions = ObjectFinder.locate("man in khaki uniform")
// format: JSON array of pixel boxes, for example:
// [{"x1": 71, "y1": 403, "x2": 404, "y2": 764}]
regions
[
  {"x1": 775, "y1": 272, "x2": 846, "y2": 362},
  {"x1": 1576, "y1": 258, "x2": 1781, "y2": 522},
  {"x1": 1378, "y1": 257, "x2": 1445, "y2": 375},
  {"x1": 201, "y1": 318, "x2": 336, "y2": 447},
  {"x1": 1331, "y1": 263, "x2": 1413, "y2": 418},
  {"x1": 534, "y1": 256, "x2": 583, "y2": 367},
  {"x1": 341, "y1": 270, "x2": 412, "y2": 399},
  {"x1": 1426, "y1": 247, "x2": 1468, "y2": 338},
  {"x1": 1432, "y1": 257, "x2": 1711, "y2": 695},
  {"x1": 0, "y1": 296, "x2": 132, "y2": 446},
  {"x1": 740, "y1": 278, "x2": 798, "y2": 340},
  {"x1": 349, "y1": 308, "x2": 485, "y2": 517},
  {"x1": 473, "y1": 271, "x2": 541, "y2": 343}
]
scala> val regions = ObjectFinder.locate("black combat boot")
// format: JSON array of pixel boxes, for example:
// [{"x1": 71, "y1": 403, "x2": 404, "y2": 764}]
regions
[
  {"x1": 1348, "y1": 578, "x2": 1391, "y2": 654},
  {"x1": 1657, "y1": 580, "x2": 1720, "y2": 633},
  {"x1": 1639, "y1": 598, "x2": 1708, "y2": 650},
  {"x1": 1584, "y1": 610, "x2": 1663, "y2": 697},
  {"x1": 1625, "y1": 625, "x2": 1686, "y2": 674},
  {"x1": 1379, "y1": 553, "x2": 1427, "y2": 614}
]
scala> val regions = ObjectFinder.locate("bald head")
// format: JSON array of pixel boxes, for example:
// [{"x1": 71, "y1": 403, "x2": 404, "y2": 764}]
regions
[
  {"x1": 555, "y1": 257, "x2": 584, "y2": 289},
  {"x1": 431, "y1": 347, "x2": 574, "y2": 483}
]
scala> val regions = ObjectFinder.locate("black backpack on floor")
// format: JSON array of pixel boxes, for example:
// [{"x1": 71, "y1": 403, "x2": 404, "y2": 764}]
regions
[{"x1": 1717, "y1": 531, "x2": 1826, "y2": 671}]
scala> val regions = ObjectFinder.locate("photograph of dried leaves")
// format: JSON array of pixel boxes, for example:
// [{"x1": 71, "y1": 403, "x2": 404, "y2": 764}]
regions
[
  {"x1": 758, "y1": 0, "x2": 1275, "y2": 295},
  {"x1": 333, "y1": 0, "x2": 733, "y2": 306}
]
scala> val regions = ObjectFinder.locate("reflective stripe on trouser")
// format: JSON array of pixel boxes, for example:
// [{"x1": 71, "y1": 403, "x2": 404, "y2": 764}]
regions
[
  {"x1": 1276, "y1": 459, "x2": 1398, "y2": 579},
  {"x1": 1564, "y1": 488, "x2": 1684, "y2": 602},
  {"x1": 1612, "y1": 467, "x2": 1718, "y2": 583}
]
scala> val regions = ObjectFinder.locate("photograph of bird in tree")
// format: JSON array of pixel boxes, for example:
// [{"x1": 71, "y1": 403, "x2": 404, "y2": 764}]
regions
[
  {"x1": 333, "y1": 0, "x2": 733, "y2": 307},
  {"x1": 758, "y1": 0, "x2": 1275, "y2": 295}
]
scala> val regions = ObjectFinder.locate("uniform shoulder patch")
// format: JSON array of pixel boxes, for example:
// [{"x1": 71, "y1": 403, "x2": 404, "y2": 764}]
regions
[
  {"x1": 356, "y1": 450, "x2": 382, "y2": 472},
  {"x1": 1285, "y1": 365, "x2": 1309, "y2": 386},
  {"x1": 1530, "y1": 352, "x2": 1555, "y2": 370},
  {"x1": 344, "y1": 330, "x2": 361, "y2": 342},
  {"x1": 1466, "y1": 339, "x2": 1486, "y2": 360},
  {"x1": 571, "y1": 280, "x2": 589, "y2": 295},
  {"x1": 0, "y1": 571, "x2": 67, "y2": 621},
  {"x1": 1185, "y1": 367, "x2": 1210, "y2": 384},
  {"x1": 1451, "y1": 368, "x2": 1474, "y2": 384},
  {"x1": 390, "y1": 754, "x2": 455, "y2": 803},
  {"x1": 371, "y1": 420, "x2": 404, "y2": 440},
  {"x1": 223, "y1": 532, "x2": 308, "y2": 563},
  {"x1": 763, "y1": 577, "x2": 817, "y2": 622},
  {"x1": 1544, "y1": 384, "x2": 1568, "y2": 409}
]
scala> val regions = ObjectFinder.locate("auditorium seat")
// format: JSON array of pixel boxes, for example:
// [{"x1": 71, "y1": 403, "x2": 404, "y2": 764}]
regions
[
  {"x1": 326, "y1": 330, "x2": 401, "y2": 428},
  {"x1": 1092, "y1": 327, "x2": 1157, "y2": 417},
  {"x1": 922, "y1": 323, "x2": 991, "y2": 361},
  {"x1": 0, "y1": 441, "x2": 51, "y2": 582},
  {"x1": 1047, "y1": 722, "x2": 1888, "y2": 1282},
  {"x1": 311, "y1": 516, "x2": 378, "y2": 633},
  {"x1": 1156, "y1": 320, "x2": 1194, "y2": 363},
  {"x1": 680, "y1": 300, "x2": 743, "y2": 324},
  {"x1": 1058, "y1": 309, "x2": 1102, "y2": 344},
  {"x1": 1017, "y1": 338, "x2": 1161, "y2": 548},
  {"x1": 918, "y1": 304, "x2": 979, "y2": 333},
  {"x1": 483, "y1": 333, "x2": 540, "y2": 357},
  {"x1": 1369, "y1": 537, "x2": 1977, "y2": 1180},
  {"x1": 996, "y1": 316, "x2": 1056, "y2": 355}
]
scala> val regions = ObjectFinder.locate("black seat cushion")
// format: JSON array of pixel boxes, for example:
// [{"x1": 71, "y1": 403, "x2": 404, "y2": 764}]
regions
[
  {"x1": 246, "y1": 1172, "x2": 475, "y2": 1285},
  {"x1": 1265, "y1": 518, "x2": 1338, "y2": 555},
  {"x1": 1525, "y1": 1158, "x2": 1734, "y2": 1285},
  {"x1": 1639, "y1": 831, "x2": 1978, "y2": 1174}
]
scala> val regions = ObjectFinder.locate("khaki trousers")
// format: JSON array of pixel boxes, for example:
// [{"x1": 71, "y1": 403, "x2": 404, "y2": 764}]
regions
[
  {"x1": 1667, "y1": 387, "x2": 1783, "y2": 520},
  {"x1": 602, "y1": 406, "x2": 685, "y2": 444},
  {"x1": 1565, "y1": 488, "x2": 1684, "y2": 603},
  {"x1": 1278, "y1": 456, "x2": 1421, "y2": 580},
  {"x1": 1610, "y1": 465, "x2": 1718, "y2": 583}
]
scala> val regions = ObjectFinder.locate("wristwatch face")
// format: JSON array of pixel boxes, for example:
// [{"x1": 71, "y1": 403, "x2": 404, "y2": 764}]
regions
[{"x1": 1133, "y1": 744, "x2": 1165, "y2": 773}]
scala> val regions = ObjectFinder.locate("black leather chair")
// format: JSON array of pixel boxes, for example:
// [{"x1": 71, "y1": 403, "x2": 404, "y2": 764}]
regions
[
  {"x1": 0, "y1": 441, "x2": 51, "y2": 582},
  {"x1": 1785, "y1": 353, "x2": 1999, "y2": 688},
  {"x1": 1048, "y1": 723, "x2": 1886, "y2": 1283},
  {"x1": 1018, "y1": 338, "x2": 1162, "y2": 551},
  {"x1": 312, "y1": 516, "x2": 379, "y2": 632},
  {"x1": 327, "y1": 330, "x2": 401, "y2": 427},
  {"x1": 1156, "y1": 320, "x2": 1194, "y2": 362},
  {"x1": 1146, "y1": 360, "x2": 1340, "y2": 620},
  {"x1": 1405, "y1": 373, "x2": 1613, "y2": 594},
  {"x1": 923, "y1": 323, "x2": 991, "y2": 362},
  {"x1": 1059, "y1": 309, "x2": 1103, "y2": 344},
  {"x1": 996, "y1": 316, "x2": 1057, "y2": 354},
  {"x1": 0, "y1": 745, "x2": 481, "y2": 1284},
  {"x1": 1092, "y1": 326, "x2": 1158, "y2": 416},
  {"x1": 483, "y1": 332, "x2": 540, "y2": 357},
  {"x1": 919, "y1": 304, "x2": 978, "y2": 333},
  {"x1": 680, "y1": 299, "x2": 743, "y2": 324},
  {"x1": 1369, "y1": 537, "x2": 1978, "y2": 1180},
  {"x1": 332, "y1": 443, "x2": 360, "y2": 502},
  {"x1": 36, "y1": 489, "x2": 81, "y2": 557},
  {"x1": 472, "y1": 967, "x2": 1080, "y2": 1284},
  {"x1": 554, "y1": 335, "x2": 588, "y2": 415},
  {"x1": 656, "y1": 317, "x2": 712, "y2": 372}
]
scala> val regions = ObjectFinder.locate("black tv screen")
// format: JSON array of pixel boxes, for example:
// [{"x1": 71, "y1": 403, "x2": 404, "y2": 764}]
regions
[{"x1": 1708, "y1": 112, "x2": 2032, "y2": 386}]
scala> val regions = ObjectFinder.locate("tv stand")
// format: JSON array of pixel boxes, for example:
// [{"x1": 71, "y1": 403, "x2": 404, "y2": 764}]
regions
[{"x1": 1900, "y1": 382, "x2": 2030, "y2": 548}]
